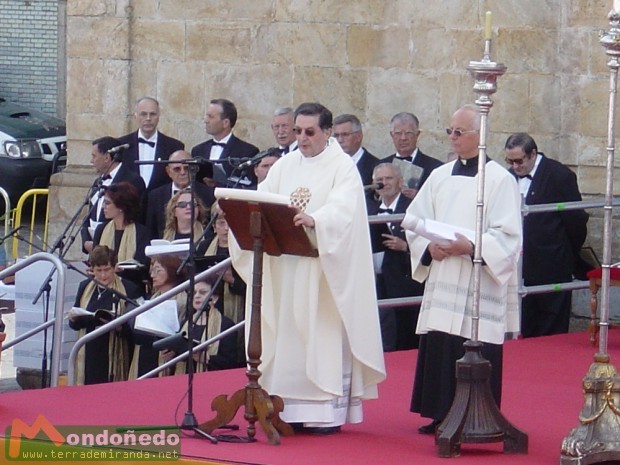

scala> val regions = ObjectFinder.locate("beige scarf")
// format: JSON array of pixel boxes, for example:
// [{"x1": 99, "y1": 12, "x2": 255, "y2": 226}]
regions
[
  {"x1": 175, "y1": 306, "x2": 222, "y2": 374},
  {"x1": 163, "y1": 222, "x2": 203, "y2": 243},
  {"x1": 204, "y1": 238, "x2": 244, "y2": 324},
  {"x1": 75, "y1": 276, "x2": 129, "y2": 385},
  {"x1": 99, "y1": 222, "x2": 137, "y2": 262}
]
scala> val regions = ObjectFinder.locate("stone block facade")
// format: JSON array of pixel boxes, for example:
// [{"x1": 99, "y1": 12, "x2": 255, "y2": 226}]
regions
[{"x1": 55, "y1": 0, "x2": 620, "y2": 260}]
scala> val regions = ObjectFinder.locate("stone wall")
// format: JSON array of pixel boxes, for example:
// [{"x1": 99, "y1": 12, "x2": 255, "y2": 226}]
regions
[
  {"x1": 0, "y1": 0, "x2": 60, "y2": 116},
  {"x1": 54, "y1": 0, "x2": 620, "y2": 259}
]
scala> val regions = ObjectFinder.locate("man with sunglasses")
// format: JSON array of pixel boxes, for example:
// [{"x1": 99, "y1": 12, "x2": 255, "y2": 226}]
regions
[
  {"x1": 382, "y1": 112, "x2": 442, "y2": 199},
  {"x1": 403, "y1": 104, "x2": 522, "y2": 435},
  {"x1": 230, "y1": 102, "x2": 386, "y2": 435},
  {"x1": 504, "y1": 132, "x2": 589, "y2": 338},
  {"x1": 144, "y1": 150, "x2": 215, "y2": 239}
]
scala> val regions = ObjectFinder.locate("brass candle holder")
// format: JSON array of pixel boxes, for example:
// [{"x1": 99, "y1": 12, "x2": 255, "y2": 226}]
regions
[
  {"x1": 435, "y1": 33, "x2": 528, "y2": 458},
  {"x1": 560, "y1": 8, "x2": 620, "y2": 464}
]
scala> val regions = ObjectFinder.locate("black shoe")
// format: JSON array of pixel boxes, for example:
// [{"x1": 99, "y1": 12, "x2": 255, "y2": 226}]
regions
[
  {"x1": 418, "y1": 419, "x2": 441, "y2": 435},
  {"x1": 306, "y1": 426, "x2": 342, "y2": 436},
  {"x1": 289, "y1": 422, "x2": 305, "y2": 433}
]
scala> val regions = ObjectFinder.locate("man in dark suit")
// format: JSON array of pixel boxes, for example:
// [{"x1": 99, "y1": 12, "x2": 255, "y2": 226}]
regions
[
  {"x1": 80, "y1": 136, "x2": 146, "y2": 254},
  {"x1": 191, "y1": 98, "x2": 259, "y2": 188},
  {"x1": 382, "y1": 112, "x2": 442, "y2": 198},
  {"x1": 118, "y1": 96, "x2": 185, "y2": 192},
  {"x1": 505, "y1": 132, "x2": 589, "y2": 337},
  {"x1": 271, "y1": 107, "x2": 298, "y2": 155},
  {"x1": 145, "y1": 150, "x2": 215, "y2": 239},
  {"x1": 333, "y1": 113, "x2": 378, "y2": 187},
  {"x1": 368, "y1": 163, "x2": 424, "y2": 351}
]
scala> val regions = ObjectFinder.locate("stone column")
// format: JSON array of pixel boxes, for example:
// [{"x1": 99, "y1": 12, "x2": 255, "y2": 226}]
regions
[{"x1": 50, "y1": 0, "x2": 133, "y2": 260}]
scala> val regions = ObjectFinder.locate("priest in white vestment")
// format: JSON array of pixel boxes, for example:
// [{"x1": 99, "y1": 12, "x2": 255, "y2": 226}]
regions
[
  {"x1": 401, "y1": 105, "x2": 522, "y2": 435},
  {"x1": 229, "y1": 102, "x2": 386, "y2": 435}
]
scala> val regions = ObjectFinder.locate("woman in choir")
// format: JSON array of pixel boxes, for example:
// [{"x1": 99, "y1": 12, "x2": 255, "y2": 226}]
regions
[
  {"x1": 165, "y1": 277, "x2": 238, "y2": 374},
  {"x1": 129, "y1": 253, "x2": 187, "y2": 378},
  {"x1": 92, "y1": 181, "x2": 150, "y2": 289}
]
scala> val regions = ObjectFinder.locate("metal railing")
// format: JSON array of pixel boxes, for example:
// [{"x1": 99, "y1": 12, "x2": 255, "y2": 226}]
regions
[
  {"x1": 370, "y1": 197, "x2": 619, "y2": 303},
  {"x1": 0, "y1": 252, "x2": 66, "y2": 387},
  {"x1": 1, "y1": 195, "x2": 613, "y2": 389}
]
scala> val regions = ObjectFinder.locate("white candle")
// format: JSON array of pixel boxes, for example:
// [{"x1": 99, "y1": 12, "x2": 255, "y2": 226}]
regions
[
  {"x1": 615, "y1": 0, "x2": 620, "y2": 12},
  {"x1": 485, "y1": 11, "x2": 492, "y2": 40}
]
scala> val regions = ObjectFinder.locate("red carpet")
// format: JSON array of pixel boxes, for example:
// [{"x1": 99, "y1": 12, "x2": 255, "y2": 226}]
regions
[{"x1": 0, "y1": 331, "x2": 618, "y2": 464}]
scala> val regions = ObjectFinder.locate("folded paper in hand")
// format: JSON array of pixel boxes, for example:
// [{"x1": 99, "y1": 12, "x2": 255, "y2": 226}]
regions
[
  {"x1": 134, "y1": 300, "x2": 180, "y2": 337},
  {"x1": 145, "y1": 238, "x2": 190, "y2": 257},
  {"x1": 402, "y1": 215, "x2": 475, "y2": 245},
  {"x1": 67, "y1": 306, "x2": 115, "y2": 323}
]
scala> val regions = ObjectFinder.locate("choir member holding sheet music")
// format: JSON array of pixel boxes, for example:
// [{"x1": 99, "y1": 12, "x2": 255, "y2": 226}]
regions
[
  {"x1": 128, "y1": 254, "x2": 188, "y2": 379},
  {"x1": 68, "y1": 246, "x2": 143, "y2": 385}
]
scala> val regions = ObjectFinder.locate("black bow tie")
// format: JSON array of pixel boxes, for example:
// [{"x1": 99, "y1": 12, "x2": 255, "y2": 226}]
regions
[
  {"x1": 212, "y1": 141, "x2": 226, "y2": 148},
  {"x1": 138, "y1": 137, "x2": 155, "y2": 147},
  {"x1": 281, "y1": 146, "x2": 290, "y2": 154},
  {"x1": 102, "y1": 174, "x2": 112, "y2": 181},
  {"x1": 395, "y1": 156, "x2": 413, "y2": 162},
  {"x1": 518, "y1": 174, "x2": 532, "y2": 180},
  {"x1": 378, "y1": 207, "x2": 393, "y2": 214}
]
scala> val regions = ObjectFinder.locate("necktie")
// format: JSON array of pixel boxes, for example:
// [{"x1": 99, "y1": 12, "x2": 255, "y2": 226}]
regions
[
  {"x1": 212, "y1": 141, "x2": 226, "y2": 148},
  {"x1": 396, "y1": 156, "x2": 413, "y2": 162},
  {"x1": 281, "y1": 146, "x2": 290, "y2": 155},
  {"x1": 102, "y1": 174, "x2": 112, "y2": 181},
  {"x1": 378, "y1": 207, "x2": 393, "y2": 214},
  {"x1": 518, "y1": 174, "x2": 532, "y2": 180},
  {"x1": 138, "y1": 137, "x2": 155, "y2": 148}
]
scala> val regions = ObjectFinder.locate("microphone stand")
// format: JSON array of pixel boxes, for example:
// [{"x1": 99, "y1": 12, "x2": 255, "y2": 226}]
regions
[{"x1": 134, "y1": 157, "x2": 218, "y2": 443}]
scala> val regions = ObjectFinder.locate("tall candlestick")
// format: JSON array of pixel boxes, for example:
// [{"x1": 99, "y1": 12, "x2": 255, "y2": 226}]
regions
[
  {"x1": 615, "y1": 0, "x2": 620, "y2": 12},
  {"x1": 485, "y1": 11, "x2": 492, "y2": 40}
]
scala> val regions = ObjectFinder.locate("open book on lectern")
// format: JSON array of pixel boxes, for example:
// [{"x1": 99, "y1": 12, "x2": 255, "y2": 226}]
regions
[{"x1": 214, "y1": 187, "x2": 319, "y2": 258}]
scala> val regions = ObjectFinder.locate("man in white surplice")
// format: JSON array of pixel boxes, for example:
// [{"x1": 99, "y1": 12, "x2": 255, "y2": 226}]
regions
[
  {"x1": 401, "y1": 104, "x2": 522, "y2": 435},
  {"x1": 229, "y1": 102, "x2": 386, "y2": 435}
]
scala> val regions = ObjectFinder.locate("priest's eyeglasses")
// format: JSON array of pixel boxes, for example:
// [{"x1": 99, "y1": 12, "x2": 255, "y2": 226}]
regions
[
  {"x1": 293, "y1": 127, "x2": 316, "y2": 137},
  {"x1": 446, "y1": 128, "x2": 478, "y2": 137}
]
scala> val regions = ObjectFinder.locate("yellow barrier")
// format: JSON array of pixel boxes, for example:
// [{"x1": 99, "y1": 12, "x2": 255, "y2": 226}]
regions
[{"x1": 11, "y1": 189, "x2": 49, "y2": 259}]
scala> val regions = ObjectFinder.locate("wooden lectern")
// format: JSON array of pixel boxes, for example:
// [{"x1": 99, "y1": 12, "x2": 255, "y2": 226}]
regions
[{"x1": 197, "y1": 197, "x2": 318, "y2": 445}]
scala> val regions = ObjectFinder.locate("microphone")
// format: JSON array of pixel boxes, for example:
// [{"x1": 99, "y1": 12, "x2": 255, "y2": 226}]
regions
[
  {"x1": 364, "y1": 182, "x2": 384, "y2": 191},
  {"x1": 107, "y1": 143, "x2": 130, "y2": 154},
  {"x1": 237, "y1": 147, "x2": 279, "y2": 169},
  {"x1": 0, "y1": 226, "x2": 23, "y2": 245}
]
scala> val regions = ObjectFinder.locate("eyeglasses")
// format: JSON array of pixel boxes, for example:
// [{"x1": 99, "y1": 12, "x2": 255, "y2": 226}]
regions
[
  {"x1": 446, "y1": 128, "x2": 478, "y2": 137},
  {"x1": 293, "y1": 127, "x2": 317, "y2": 137},
  {"x1": 102, "y1": 199, "x2": 112, "y2": 206},
  {"x1": 150, "y1": 267, "x2": 165, "y2": 275},
  {"x1": 170, "y1": 166, "x2": 188, "y2": 173},
  {"x1": 175, "y1": 200, "x2": 198, "y2": 209},
  {"x1": 391, "y1": 130, "x2": 418, "y2": 138},
  {"x1": 333, "y1": 130, "x2": 360, "y2": 139},
  {"x1": 504, "y1": 157, "x2": 527, "y2": 166}
]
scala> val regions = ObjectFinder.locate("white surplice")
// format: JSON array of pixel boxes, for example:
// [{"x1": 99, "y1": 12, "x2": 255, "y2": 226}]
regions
[{"x1": 402, "y1": 160, "x2": 522, "y2": 345}]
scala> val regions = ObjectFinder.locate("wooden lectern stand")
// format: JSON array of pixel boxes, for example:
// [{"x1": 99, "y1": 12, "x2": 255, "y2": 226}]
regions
[{"x1": 197, "y1": 198, "x2": 318, "y2": 445}]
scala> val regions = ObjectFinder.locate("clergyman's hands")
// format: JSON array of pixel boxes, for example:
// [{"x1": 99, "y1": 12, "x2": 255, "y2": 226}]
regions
[
  {"x1": 429, "y1": 233, "x2": 474, "y2": 261},
  {"x1": 289, "y1": 205, "x2": 315, "y2": 228}
]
